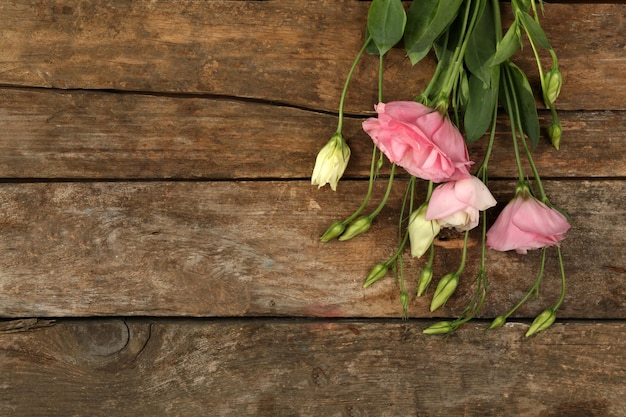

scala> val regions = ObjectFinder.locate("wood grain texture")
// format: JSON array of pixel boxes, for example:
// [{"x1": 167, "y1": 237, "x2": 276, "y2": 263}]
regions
[
  {"x1": 0, "y1": 319, "x2": 624, "y2": 417},
  {"x1": 1, "y1": 88, "x2": 624, "y2": 180},
  {"x1": 0, "y1": 1, "x2": 624, "y2": 111},
  {"x1": 0, "y1": 180, "x2": 623, "y2": 319}
]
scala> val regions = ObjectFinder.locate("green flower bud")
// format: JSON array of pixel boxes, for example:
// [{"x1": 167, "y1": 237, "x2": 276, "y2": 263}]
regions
[
  {"x1": 338, "y1": 216, "x2": 371, "y2": 241},
  {"x1": 488, "y1": 315, "x2": 507, "y2": 330},
  {"x1": 544, "y1": 67, "x2": 563, "y2": 105},
  {"x1": 525, "y1": 309, "x2": 557, "y2": 337},
  {"x1": 400, "y1": 291, "x2": 410, "y2": 319},
  {"x1": 423, "y1": 321, "x2": 453, "y2": 335},
  {"x1": 548, "y1": 120, "x2": 562, "y2": 150},
  {"x1": 430, "y1": 273, "x2": 459, "y2": 312},
  {"x1": 416, "y1": 266, "x2": 434, "y2": 297},
  {"x1": 311, "y1": 133, "x2": 351, "y2": 191},
  {"x1": 320, "y1": 221, "x2": 346, "y2": 242},
  {"x1": 363, "y1": 263, "x2": 388, "y2": 288}
]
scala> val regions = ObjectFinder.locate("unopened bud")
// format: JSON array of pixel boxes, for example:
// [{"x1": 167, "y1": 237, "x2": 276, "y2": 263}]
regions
[
  {"x1": 363, "y1": 263, "x2": 388, "y2": 288},
  {"x1": 525, "y1": 309, "x2": 556, "y2": 337},
  {"x1": 548, "y1": 120, "x2": 562, "y2": 150},
  {"x1": 311, "y1": 133, "x2": 351, "y2": 191},
  {"x1": 544, "y1": 67, "x2": 563, "y2": 105},
  {"x1": 416, "y1": 266, "x2": 434, "y2": 297},
  {"x1": 423, "y1": 321, "x2": 453, "y2": 335},
  {"x1": 338, "y1": 216, "x2": 371, "y2": 241},
  {"x1": 320, "y1": 221, "x2": 346, "y2": 242},
  {"x1": 408, "y1": 204, "x2": 440, "y2": 258},
  {"x1": 488, "y1": 315, "x2": 507, "y2": 330},
  {"x1": 400, "y1": 291, "x2": 410, "y2": 319},
  {"x1": 430, "y1": 273, "x2": 459, "y2": 312}
]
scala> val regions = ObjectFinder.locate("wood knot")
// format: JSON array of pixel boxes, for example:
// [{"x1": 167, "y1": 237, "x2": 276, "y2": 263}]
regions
[
  {"x1": 73, "y1": 320, "x2": 129, "y2": 357},
  {"x1": 59, "y1": 319, "x2": 151, "y2": 370}
]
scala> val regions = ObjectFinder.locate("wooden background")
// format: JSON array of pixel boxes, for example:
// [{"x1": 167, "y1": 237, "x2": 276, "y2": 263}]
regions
[{"x1": 0, "y1": 1, "x2": 625, "y2": 416}]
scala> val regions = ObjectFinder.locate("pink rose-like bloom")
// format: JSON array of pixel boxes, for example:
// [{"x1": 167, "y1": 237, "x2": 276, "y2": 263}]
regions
[
  {"x1": 486, "y1": 191, "x2": 571, "y2": 254},
  {"x1": 362, "y1": 101, "x2": 471, "y2": 183},
  {"x1": 426, "y1": 176, "x2": 497, "y2": 231}
]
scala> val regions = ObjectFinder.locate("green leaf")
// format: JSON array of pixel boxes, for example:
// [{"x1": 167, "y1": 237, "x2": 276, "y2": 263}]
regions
[
  {"x1": 464, "y1": 1, "x2": 497, "y2": 85},
  {"x1": 519, "y1": 11, "x2": 552, "y2": 50},
  {"x1": 367, "y1": 0, "x2": 407, "y2": 56},
  {"x1": 491, "y1": 20, "x2": 521, "y2": 67},
  {"x1": 404, "y1": 0, "x2": 462, "y2": 65},
  {"x1": 403, "y1": 0, "x2": 438, "y2": 63},
  {"x1": 512, "y1": 0, "x2": 532, "y2": 13},
  {"x1": 505, "y1": 62, "x2": 540, "y2": 149},
  {"x1": 364, "y1": 28, "x2": 380, "y2": 55},
  {"x1": 464, "y1": 67, "x2": 500, "y2": 143}
]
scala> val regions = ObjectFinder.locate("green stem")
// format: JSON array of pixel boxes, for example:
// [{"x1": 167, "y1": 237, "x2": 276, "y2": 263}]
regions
[
  {"x1": 553, "y1": 247, "x2": 567, "y2": 310},
  {"x1": 503, "y1": 248, "x2": 547, "y2": 319},
  {"x1": 518, "y1": 124, "x2": 549, "y2": 203},
  {"x1": 438, "y1": 0, "x2": 481, "y2": 102},
  {"x1": 378, "y1": 52, "x2": 384, "y2": 103},
  {"x1": 368, "y1": 164, "x2": 396, "y2": 219},
  {"x1": 502, "y1": 67, "x2": 526, "y2": 183},
  {"x1": 492, "y1": 0, "x2": 503, "y2": 40},
  {"x1": 479, "y1": 204, "x2": 488, "y2": 271},
  {"x1": 525, "y1": 33, "x2": 548, "y2": 106},
  {"x1": 343, "y1": 145, "x2": 378, "y2": 224},
  {"x1": 425, "y1": 180, "x2": 434, "y2": 201},
  {"x1": 455, "y1": 230, "x2": 471, "y2": 275},
  {"x1": 476, "y1": 101, "x2": 499, "y2": 179},
  {"x1": 451, "y1": 268, "x2": 487, "y2": 329},
  {"x1": 420, "y1": 31, "x2": 449, "y2": 102},
  {"x1": 336, "y1": 35, "x2": 372, "y2": 133},
  {"x1": 503, "y1": 61, "x2": 549, "y2": 202},
  {"x1": 386, "y1": 177, "x2": 416, "y2": 266}
]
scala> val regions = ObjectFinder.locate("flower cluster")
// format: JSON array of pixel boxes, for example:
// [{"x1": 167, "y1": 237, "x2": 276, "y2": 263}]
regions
[{"x1": 311, "y1": 0, "x2": 571, "y2": 336}]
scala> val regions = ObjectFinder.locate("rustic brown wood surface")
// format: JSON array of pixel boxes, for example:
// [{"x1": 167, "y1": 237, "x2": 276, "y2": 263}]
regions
[
  {"x1": 1, "y1": 2, "x2": 624, "y2": 112},
  {"x1": 0, "y1": 180, "x2": 624, "y2": 319},
  {"x1": 0, "y1": 1, "x2": 625, "y2": 416},
  {"x1": 0, "y1": 88, "x2": 624, "y2": 179},
  {"x1": 1, "y1": 319, "x2": 625, "y2": 417}
]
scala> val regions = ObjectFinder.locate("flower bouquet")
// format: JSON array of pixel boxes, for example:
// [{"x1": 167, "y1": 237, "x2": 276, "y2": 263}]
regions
[{"x1": 311, "y1": 0, "x2": 571, "y2": 336}]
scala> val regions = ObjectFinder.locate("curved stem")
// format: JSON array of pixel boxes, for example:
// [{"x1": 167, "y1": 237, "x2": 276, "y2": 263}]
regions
[
  {"x1": 343, "y1": 145, "x2": 378, "y2": 224},
  {"x1": 503, "y1": 248, "x2": 547, "y2": 319},
  {"x1": 451, "y1": 268, "x2": 487, "y2": 329},
  {"x1": 386, "y1": 177, "x2": 416, "y2": 266},
  {"x1": 336, "y1": 35, "x2": 372, "y2": 133},
  {"x1": 368, "y1": 164, "x2": 396, "y2": 219},
  {"x1": 420, "y1": 31, "x2": 449, "y2": 102},
  {"x1": 526, "y1": 34, "x2": 548, "y2": 105},
  {"x1": 456, "y1": 230, "x2": 471, "y2": 275}
]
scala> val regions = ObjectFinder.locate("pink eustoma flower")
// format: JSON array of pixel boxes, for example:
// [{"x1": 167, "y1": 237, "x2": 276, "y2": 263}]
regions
[
  {"x1": 486, "y1": 188, "x2": 571, "y2": 254},
  {"x1": 362, "y1": 101, "x2": 471, "y2": 183},
  {"x1": 426, "y1": 176, "x2": 497, "y2": 231}
]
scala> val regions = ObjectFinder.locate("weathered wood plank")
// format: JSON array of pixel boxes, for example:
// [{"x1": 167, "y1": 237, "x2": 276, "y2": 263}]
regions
[
  {"x1": 0, "y1": 2, "x2": 624, "y2": 111},
  {"x1": 0, "y1": 180, "x2": 623, "y2": 319},
  {"x1": 1, "y1": 319, "x2": 624, "y2": 416},
  {"x1": 1, "y1": 88, "x2": 623, "y2": 179}
]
